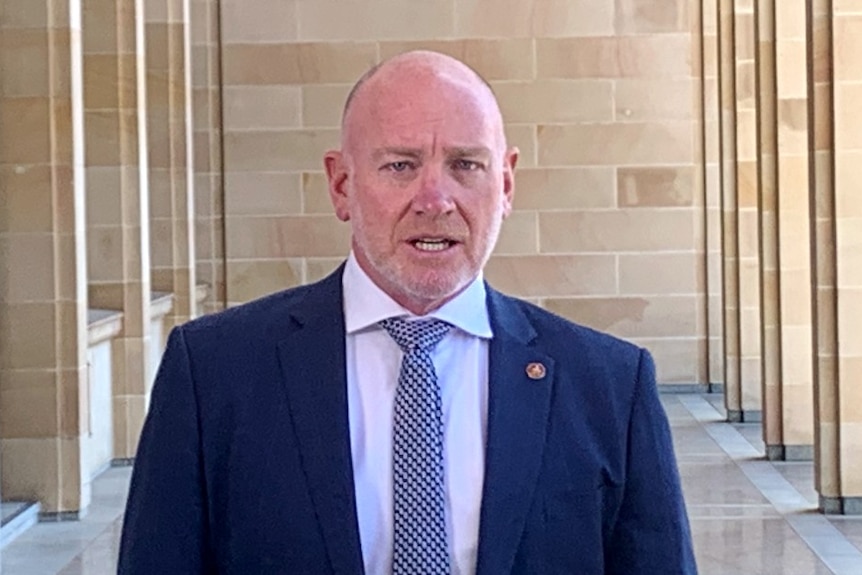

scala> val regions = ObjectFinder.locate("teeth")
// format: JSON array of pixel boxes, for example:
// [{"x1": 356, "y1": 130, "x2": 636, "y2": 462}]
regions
[{"x1": 414, "y1": 239, "x2": 450, "y2": 252}]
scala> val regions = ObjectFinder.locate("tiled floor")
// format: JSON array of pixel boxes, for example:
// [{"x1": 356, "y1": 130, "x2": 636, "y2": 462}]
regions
[{"x1": 3, "y1": 393, "x2": 862, "y2": 574}]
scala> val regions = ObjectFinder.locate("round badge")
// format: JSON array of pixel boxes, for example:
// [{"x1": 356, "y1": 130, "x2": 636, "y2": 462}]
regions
[{"x1": 526, "y1": 362, "x2": 546, "y2": 380}]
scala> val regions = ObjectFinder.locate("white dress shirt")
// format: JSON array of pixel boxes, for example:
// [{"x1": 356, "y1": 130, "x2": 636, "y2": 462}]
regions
[{"x1": 342, "y1": 252, "x2": 492, "y2": 575}]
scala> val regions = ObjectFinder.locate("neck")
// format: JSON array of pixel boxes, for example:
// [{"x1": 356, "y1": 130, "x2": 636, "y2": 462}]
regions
[
  {"x1": 391, "y1": 290, "x2": 462, "y2": 317},
  {"x1": 351, "y1": 250, "x2": 473, "y2": 316}
]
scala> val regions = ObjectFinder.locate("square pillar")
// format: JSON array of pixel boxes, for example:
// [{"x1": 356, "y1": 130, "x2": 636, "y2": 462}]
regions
[
  {"x1": 0, "y1": 0, "x2": 91, "y2": 515},
  {"x1": 809, "y1": 0, "x2": 862, "y2": 514},
  {"x1": 763, "y1": 0, "x2": 815, "y2": 461},
  {"x1": 719, "y1": 0, "x2": 743, "y2": 415},
  {"x1": 83, "y1": 0, "x2": 153, "y2": 461},
  {"x1": 147, "y1": 0, "x2": 197, "y2": 330},
  {"x1": 191, "y1": 0, "x2": 224, "y2": 315}
]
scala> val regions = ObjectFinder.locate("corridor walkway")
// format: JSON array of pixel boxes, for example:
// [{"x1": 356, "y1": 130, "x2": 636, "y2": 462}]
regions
[{"x1": 3, "y1": 393, "x2": 862, "y2": 574}]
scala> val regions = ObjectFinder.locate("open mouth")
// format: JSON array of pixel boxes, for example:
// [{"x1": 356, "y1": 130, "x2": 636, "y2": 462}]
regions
[{"x1": 410, "y1": 238, "x2": 457, "y2": 252}]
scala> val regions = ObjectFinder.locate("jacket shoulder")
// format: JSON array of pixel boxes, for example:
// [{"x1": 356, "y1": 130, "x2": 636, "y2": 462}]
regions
[
  {"x1": 182, "y1": 284, "x2": 306, "y2": 333},
  {"x1": 180, "y1": 267, "x2": 343, "y2": 340},
  {"x1": 494, "y1": 291, "x2": 645, "y2": 367},
  {"x1": 503, "y1": 292, "x2": 640, "y2": 348}
]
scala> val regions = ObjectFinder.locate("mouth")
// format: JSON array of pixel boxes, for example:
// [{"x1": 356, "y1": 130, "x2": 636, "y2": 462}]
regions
[{"x1": 408, "y1": 237, "x2": 460, "y2": 253}]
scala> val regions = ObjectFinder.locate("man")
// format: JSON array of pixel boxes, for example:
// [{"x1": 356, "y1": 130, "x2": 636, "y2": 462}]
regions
[{"x1": 118, "y1": 51, "x2": 697, "y2": 574}]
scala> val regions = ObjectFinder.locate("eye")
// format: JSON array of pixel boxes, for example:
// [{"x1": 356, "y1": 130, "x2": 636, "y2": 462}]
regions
[
  {"x1": 453, "y1": 159, "x2": 481, "y2": 171},
  {"x1": 383, "y1": 161, "x2": 414, "y2": 173}
]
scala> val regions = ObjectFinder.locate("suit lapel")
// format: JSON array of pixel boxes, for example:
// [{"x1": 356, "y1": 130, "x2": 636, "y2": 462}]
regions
[
  {"x1": 275, "y1": 274, "x2": 553, "y2": 575},
  {"x1": 276, "y1": 267, "x2": 365, "y2": 575},
  {"x1": 476, "y1": 288, "x2": 554, "y2": 575}
]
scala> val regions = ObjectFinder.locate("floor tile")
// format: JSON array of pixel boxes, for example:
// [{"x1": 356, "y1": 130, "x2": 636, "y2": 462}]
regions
[
  {"x1": 691, "y1": 518, "x2": 834, "y2": 575},
  {"x1": 679, "y1": 460, "x2": 771, "y2": 505},
  {"x1": 829, "y1": 520, "x2": 862, "y2": 555}
]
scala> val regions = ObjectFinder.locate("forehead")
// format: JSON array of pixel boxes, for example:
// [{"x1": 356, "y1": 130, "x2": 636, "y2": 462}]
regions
[{"x1": 348, "y1": 68, "x2": 503, "y2": 152}]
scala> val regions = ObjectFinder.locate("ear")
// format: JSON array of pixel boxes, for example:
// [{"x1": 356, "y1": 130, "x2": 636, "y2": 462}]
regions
[
  {"x1": 324, "y1": 150, "x2": 350, "y2": 222},
  {"x1": 501, "y1": 146, "x2": 519, "y2": 219}
]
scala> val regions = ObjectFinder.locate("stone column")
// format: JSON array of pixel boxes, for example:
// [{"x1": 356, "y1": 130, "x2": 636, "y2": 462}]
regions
[
  {"x1": 755, "y1": 0, "x2": 782, "y2": 455},
  {"x1": 765, "y1": 0, "x2": 815, "y2": 460},
  {"x1": 0, "y1": 0, "x2": 90, "y2": 514},
  {"x1": 718, "y1": 0, "x2": 743, "y2": 415},
  {"x1": 83, "y1": 0, "x2": 152, "y2": 461},
  {"x1": 809, "y1": 0, "x2": 862, "y2": 515},
  {"x1": 147, "y1": 0, "x2": 196, "y2": 331},
  {"x1": 703, "y1": 0, "x2": 725, "y2": 390},
  {"x1": 191, "y1": 0, "x2": 224, "y2": 315},
  {"x1": 733, "y1": 0, "x2": 763, "y2": 423}
]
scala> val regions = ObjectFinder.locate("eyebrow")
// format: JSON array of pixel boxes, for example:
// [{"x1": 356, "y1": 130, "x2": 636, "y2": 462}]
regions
[
  {"x1": 443, "y1": 146, "x2": 492, "y2": 158},
  {"x1": 371, "y1": 147, "x2": 423, "y2": 162},
  {"x1": 371, "y1": 146, "x2": 492, "y2": 161}
]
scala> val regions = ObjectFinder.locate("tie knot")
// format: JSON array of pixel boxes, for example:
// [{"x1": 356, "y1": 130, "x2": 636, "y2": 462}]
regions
[{"x1": 379, "y1": 317, "x2": 452, "y2": 352}]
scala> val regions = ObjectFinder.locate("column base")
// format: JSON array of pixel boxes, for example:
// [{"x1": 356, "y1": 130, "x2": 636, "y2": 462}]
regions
[
  {"x1": 727, "y1": 409, "x2": 762, "y2": 423},
  {"x1": 820, "y1": 495, "x2": 862, "y2": 515},
  {"x1": 39, "y1": 510, "x2": 85, "y2": 522},
  {"x1": 765, "y1": 444, "x2": 814, "y2": 461},
  {"x1": 657, "y1": 383, "x2": 710, "y2": 393}
]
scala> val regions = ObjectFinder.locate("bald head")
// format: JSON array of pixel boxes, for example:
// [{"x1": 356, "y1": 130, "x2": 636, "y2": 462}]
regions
[
  {"x1": 340, "y1": 51, "x2": 505, "y2": 152},
  {"x1": 342, "y1": 51, "x2": 496, "y2": 124}
]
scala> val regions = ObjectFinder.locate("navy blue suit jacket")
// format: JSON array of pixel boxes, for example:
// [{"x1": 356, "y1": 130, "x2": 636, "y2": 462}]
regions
[{"x1": 118, "y1": 266, "x2": 697, "y2": 574}]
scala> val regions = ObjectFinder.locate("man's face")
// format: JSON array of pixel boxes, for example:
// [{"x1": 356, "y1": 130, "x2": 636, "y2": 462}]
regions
[{"x1": 325, "y1": 58, "x2": 518, "y2": 314}]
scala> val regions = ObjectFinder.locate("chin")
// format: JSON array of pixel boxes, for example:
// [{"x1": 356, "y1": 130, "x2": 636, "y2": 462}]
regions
[
  {"x1": 399, "y1": 271, "x2": 471, "y2": 304},
  {"x1": 366, "y1": 254, "x2": 477, "y2": 308}
]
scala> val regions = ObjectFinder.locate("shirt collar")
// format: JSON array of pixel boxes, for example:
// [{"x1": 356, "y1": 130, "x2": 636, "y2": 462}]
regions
[{"x1": 342, "y1": 251, "x2": 493, "y2": 339}]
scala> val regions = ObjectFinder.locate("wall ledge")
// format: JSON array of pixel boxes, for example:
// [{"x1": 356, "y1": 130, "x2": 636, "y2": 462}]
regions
[
  {"x1": 150, "y1": 291, "x2": 174, "y2": 320},
  {"x1": 87, "y1": 309, "x2": 123, "y2": 346}
]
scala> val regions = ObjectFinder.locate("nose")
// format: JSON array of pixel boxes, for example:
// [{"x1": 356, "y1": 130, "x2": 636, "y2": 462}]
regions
[{"x1": 411, "y1": 166, "x2": 456, "y2": 217}]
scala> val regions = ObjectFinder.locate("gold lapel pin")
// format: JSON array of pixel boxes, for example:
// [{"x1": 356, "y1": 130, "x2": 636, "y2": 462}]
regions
[{"x1": 526, "y1": 362, "x2": 546, "y2": 380}]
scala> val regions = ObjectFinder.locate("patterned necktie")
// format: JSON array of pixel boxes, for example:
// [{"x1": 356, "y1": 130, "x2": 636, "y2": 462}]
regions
[{"x1": 379, "y1": 317, "x2": 452, "y2": 575}]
